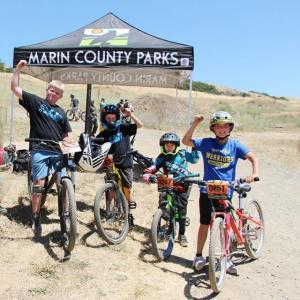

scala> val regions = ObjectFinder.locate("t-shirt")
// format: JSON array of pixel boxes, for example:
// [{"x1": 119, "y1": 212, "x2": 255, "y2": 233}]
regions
[
  {"x1": 154, "y1": 149, "x2": 200, "y2": 177},
  {"x1": 71, "y1": 98, "x2": 79, "y2": 107},
  {"x1": 97, "y1": 124, "x2": 137, "y2": 168},
  {"x1": 20, "y1": 91, "x2": 72, "y2": 152},
  {"x1": 192, "y1": 137, "x2": 249, "y2": 197}
]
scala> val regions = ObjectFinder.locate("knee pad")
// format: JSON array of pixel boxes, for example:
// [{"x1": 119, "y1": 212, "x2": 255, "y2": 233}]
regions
[{"x1": 32, "y1": 185, "x2": 44, "y2": 195}]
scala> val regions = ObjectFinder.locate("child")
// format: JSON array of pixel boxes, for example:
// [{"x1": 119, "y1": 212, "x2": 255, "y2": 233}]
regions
[
  {"x1": 143, "y1": 132, "x2": 200, "y2": 247},
  {"x1": 97, "y1": 104, "x2": 143, "y2": 226},
  {"x1": 182, "y1": 111, "x2": 259, "y2": 274}
]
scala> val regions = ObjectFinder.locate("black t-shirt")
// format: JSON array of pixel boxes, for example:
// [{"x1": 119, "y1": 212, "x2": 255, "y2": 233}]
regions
[
  {"x1": 20, "y1": 91, "x2": 72, "y2": 152},
  {"x1": 97, "y1": 124, "x2": 137, "y2": 168}
]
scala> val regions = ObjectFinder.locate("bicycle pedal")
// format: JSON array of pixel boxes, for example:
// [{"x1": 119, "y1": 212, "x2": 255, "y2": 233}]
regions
[
  {"x1": 185, "y1": 217, "x2": 191, "y2": 226},
  {"x1": 129, "y1": 201, "x2": 137, "y2": 209},
  {"x1": 49, "y1": 188, "x2": 58, "y2": 195}
]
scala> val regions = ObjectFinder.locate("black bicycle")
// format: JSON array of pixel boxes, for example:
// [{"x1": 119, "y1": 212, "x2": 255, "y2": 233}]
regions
[{"x1": 26, "y1": 138, "x2": 78, "y2": 253}]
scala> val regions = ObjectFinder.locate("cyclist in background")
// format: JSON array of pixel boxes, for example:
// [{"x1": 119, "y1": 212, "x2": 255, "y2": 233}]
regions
[
  {"x1": 143, "y1": 132, "x2": 200, "y2": 247},
  {"x1": 97, "y1": 104, "x2": 143, "y2": 226},
  {"x1": 70, "y1": 94, "x2": 79, "y2": 121},
  {"x1": 11, "y1": 60, "x2": 72, "y2": 235},
  {"x1": 182, "y1": 111, "x2": 259, "y2": 274}
]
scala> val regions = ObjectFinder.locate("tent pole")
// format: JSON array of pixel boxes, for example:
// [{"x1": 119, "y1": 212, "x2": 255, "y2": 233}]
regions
[
  {"x1": 188, "y1": 73, "x2": 193, "y2": 125},
  {"x1": 9, "y1": 68, "x2": 16, "y2": 144},
  {"x1": 85, "y1": 84, "x2": 92, "y2": 134},
  {"x1": 174, "y1": 87, "x2": 178, "y2": 133}
]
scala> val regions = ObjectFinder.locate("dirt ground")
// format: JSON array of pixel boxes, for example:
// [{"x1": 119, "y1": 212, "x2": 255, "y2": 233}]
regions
[{"x1": 1, "y1": 110, "x2": 300, "y2": 300}]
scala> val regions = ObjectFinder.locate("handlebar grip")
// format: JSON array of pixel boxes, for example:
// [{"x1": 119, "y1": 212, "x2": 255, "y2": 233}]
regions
[
  {"x1": 91, "y1": 137, "x2": 104, "y2": 143},
  {"x1": 254, "y1": 177, "x2": 260, "y2": 182}
]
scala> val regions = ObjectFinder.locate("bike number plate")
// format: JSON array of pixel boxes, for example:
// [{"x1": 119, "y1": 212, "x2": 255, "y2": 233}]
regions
[
  {"x1": 207, "y1": 181, "x2": 228, "y2": 199},
  {"x1": 157, "y1": 177, "x2": 173, "y2": 189}
]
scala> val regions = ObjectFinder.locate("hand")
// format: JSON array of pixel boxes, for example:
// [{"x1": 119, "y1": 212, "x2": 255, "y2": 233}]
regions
[
  {"x1": 120, "y1": 107, "x2": 131, "y2": 117},
  {"x1": 193, "y1": 115, "x2": 204, "y2": 125},
  {"x1": 17, "y1": 60, "x2": 27, "y2": 70}
]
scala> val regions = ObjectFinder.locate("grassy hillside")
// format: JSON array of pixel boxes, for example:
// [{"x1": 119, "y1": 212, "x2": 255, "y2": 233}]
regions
[{"x1": 0, "y1": 72, "x2": 300, "y2": 145}]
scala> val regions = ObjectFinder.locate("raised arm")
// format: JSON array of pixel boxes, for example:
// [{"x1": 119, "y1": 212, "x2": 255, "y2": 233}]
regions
[
  {"x1": 182, "y1": 115, "x2": 204, "y2": 147},
  {"x1": 11, "y1": 60, "x2": 27, "y2": 100},
  {"x1": 121, "y1": 107, "x2": 143, "y2": 128}
]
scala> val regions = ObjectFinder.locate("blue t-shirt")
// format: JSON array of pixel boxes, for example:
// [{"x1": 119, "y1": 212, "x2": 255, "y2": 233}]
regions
[{"x1": 192, "y1": 137, "x2": 249, "y2": 197}]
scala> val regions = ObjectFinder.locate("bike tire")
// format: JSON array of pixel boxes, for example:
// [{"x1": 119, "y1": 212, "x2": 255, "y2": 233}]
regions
[
  {"x1": 66, "y1": 110, "x2": 75, "y2": 121},
  {"x1": 244, "y1": 199, "x2": 265, "y2": 259},
  {"x1": 94, "y1": 182, "x2": 129, "y2": 245},
  {"x1": 80, "y1": 112, "x2": 86, "y2": 122},
  {"x1": 151, "y1": 208, "x2": 174, "y2": 261},
  {"x1": 209, "y1": 217, "x2": 227, "y2": 293},
  {"x1": 59, "y1": 178, "x2": 77, "y2": 253}
]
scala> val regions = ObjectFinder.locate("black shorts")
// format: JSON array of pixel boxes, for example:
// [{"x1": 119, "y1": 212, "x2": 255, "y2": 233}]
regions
[
  {"x1": 118, "y1": 167, "x2": 133, "y2": 188},
  {"x1": 199, "y1": 192, "x2": 223, "y2": 225}
]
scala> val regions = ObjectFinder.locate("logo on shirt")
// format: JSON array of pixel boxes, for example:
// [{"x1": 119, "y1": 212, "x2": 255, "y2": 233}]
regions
[
  {"x1": 206, "y1": 152, "x2": 234, "y2": 168},
  {"x1": 38, "y1": 104, "x2": 63, "y2": 123}
]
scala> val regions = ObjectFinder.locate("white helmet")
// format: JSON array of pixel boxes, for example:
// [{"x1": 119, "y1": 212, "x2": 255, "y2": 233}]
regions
[{"x1": 76, "y1": 133, "x2": 111, "y2": 172}]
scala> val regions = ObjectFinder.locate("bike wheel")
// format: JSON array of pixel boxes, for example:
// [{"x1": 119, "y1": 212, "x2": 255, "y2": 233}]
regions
[
  {"x1": 244, "y1": 199, "x2": 265, "y2": 259},
  {"x1": 59, "y1": 178, "x2": 77, "y2": 253},
  {"x1": 66, "y1": 110, "x2": 75, "y2": 121},
  {"x1": 151, "y1": 208, "x2": 175, "y2": 261},
  {"x1": 80, "y1": 112, "x2": 86, "y2": 122},
  {"x1": 209, "y1": 217, "x2": 227, "y2": 293},
  {"x1": 94, "y1": 182, "x2": 129, "y2": 244}
]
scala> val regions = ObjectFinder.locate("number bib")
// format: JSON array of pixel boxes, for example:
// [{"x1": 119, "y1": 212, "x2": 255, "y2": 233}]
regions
[{"x1": 206, "y1": 181, "x2": 228, "y2": 200}]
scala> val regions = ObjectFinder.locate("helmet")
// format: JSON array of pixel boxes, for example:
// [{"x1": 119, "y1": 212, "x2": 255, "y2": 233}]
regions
[
  {"x1": 100, "y1": 104, "x2": 121, "y2": 131},
  {"x1": 159, "y1": 132, "x2": 180, "y2": 156},
  {"x1": 210, "y1": 111, "x2": 234, "y2": 131},
  {"x1": 75, "y1": 133, "x2": 111, "y2": 172}
]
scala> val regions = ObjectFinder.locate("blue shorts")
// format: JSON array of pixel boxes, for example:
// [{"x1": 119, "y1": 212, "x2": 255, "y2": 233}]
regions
[{"x1": 31, "y1": 150, "x2": 66, "y2": 181}]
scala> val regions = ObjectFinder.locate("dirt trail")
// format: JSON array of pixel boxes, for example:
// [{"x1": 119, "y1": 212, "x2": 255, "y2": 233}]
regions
[{"x1": 0, "y1": 126, "x2": 299, "y2": 300}]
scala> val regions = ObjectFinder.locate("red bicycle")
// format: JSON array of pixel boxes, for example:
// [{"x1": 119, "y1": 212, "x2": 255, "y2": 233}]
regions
[{"x1": 188, "y1": 177, "x2": 264, "y2": 293}]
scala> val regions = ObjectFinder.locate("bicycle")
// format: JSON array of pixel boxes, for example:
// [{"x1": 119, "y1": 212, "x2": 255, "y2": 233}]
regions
[
  {"x1": 149, "y1": 173, "x2": 198, "y2": 261},
  {"x1": 66, "y1": 108, "x2": 86, "y2": 122},
  {"x1": 188, "y1": 177, "x2": 264, "y2": 293},
  {"x1": 94, "y1": 154, "x2": 129, "y2": 245},
  {"x1": 26, "y1": 138, "x2": 79, "y2": 253}
]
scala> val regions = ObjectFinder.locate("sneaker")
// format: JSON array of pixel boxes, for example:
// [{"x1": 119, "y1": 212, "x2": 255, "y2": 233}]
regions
[
  {"x1": 192, "y1": 255, "x2": 206, "y2": 271},
  {"x1": 178, "y1": 234, "x2": 189, "y2": 247},
  {"x1": 32, "y1": 213, "x2": 42, "y2": 235},
  {"x1": 226, "y1": 259, "x2": 237, "y2": 275},
  {"x1": 128, "y1": 213, "x2": 135, "y2": 227}
]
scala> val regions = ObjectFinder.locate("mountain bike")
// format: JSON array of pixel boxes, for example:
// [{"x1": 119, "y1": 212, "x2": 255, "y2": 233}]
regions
[
  {"x1": 66, "y1": 108, "x2": 86, "y2": 122},
  {"x1": 188, "y1": 177, "x2": 264, "y2": 293},
  {"x1": 149, "y1": 173, "x2": 199, "y2": 261},
  {"x1": 25, "y1": 138, "x2": 79, "y2": 253},
  {"x1": 94, "y1": 155, "x2": 129, "y2": 245}
]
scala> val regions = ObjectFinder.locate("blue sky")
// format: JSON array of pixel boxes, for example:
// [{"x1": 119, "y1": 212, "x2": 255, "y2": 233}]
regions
[{"x1": 1, "y1": 0, "x2": 299, "y2": 97}]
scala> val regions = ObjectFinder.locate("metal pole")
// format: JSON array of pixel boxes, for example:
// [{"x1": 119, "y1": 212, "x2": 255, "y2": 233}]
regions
[
  {"x1": 85, "y1": 84, "x2": 92, "y2": 134},
  {"x1": 9, "y1": 68, "x2": 16, "y2": 144},
  {"x1": 188, "y1": 72, "x2": 193, "y2": 125}
]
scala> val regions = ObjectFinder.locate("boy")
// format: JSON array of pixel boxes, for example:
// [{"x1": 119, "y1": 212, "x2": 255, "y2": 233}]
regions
[
  {"x1": 143, "y1": 132, "x2": 200, "y2": 247},
  {"x1": 182, "y1": 111, "x2": 259, "y2": 274},
  {"x1": 97, "y1": 104, "x2": 143, "y2": 226}
]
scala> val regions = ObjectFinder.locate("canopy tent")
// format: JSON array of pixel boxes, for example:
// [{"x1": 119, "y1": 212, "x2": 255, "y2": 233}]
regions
[{"x1": 11, "y1": 12, "x2": 194, "y2": 138}]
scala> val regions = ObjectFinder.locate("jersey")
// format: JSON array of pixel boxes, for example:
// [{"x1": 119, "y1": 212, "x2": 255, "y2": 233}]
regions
[
  {"x1": 154, "y1": 149, "x2": 200, "y2": 177},
  {"x1": 20, "y1": 91, "x2": 72, "y2": 152},
  {"x1": 192, "y1": 137, "x2": 249, "y2": 198},
  {"x1": 97, "y1": 124, "x2": 137, "y2": 169},
  {"x1": 71, "y1": 98, "x2": 79, "y2": 108}
]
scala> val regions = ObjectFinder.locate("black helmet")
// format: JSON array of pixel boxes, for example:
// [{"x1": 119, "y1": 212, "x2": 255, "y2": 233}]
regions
[
  {"x1": 159, "y1": 132, "x2": 180, "y2": 147},
  {"x1": 100, "y1": 104, "x2": 121, "y2": 131}
]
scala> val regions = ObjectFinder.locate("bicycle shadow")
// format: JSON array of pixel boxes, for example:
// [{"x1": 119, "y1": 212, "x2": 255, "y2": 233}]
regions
[{"x1": 76, "y1": 199, "x2": 94, "y2": 212}]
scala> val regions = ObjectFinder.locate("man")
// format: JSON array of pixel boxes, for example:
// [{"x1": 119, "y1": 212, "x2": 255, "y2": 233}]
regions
[
  {"x1": 70, "y1": 94, "x2": 79, "y2": 121},
  {"x1": 11, "y1": 60, "x2": 72, "y2": 234}
]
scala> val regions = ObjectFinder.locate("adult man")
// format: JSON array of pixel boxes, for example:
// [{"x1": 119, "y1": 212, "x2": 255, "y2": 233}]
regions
[{"x1": 11, "y1": 60, "x2": 72, "y2": 234}]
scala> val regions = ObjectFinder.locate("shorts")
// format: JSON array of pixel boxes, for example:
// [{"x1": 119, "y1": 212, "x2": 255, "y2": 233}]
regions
[
  {"x1": 199, "y1": 192, "x2": 224, "y2": 225},
  {"x1": 118, "y1": 167, "x2": 133, "y2": 188},
  {"x1": 31, "y1": 150, "x2": 66, "y2": 181}
]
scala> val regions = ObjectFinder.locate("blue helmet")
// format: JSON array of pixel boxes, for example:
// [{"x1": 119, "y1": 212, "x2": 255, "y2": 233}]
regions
[{"x1": 100, "y1": 104, "x2": 121, "y2": 131}]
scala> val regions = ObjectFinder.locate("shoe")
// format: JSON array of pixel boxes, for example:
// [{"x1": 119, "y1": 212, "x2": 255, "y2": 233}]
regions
[
  {"x1": 32, "y1": 213, "x2": 42, "y2": 235},
  {"x1": 178, "y1": 234, "x2": 189, "y2": 247},
  {"x1": 192, "y1": 255, "x2": 206, "y2": 271},
  {"x1": 128, "y1": 213, "x2": 135, "y2": 227},
  {"x1": 226, "y1": 259, "x2": 237, "y2": 275}
]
